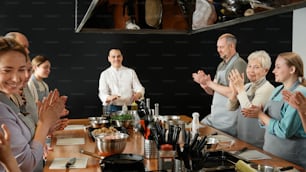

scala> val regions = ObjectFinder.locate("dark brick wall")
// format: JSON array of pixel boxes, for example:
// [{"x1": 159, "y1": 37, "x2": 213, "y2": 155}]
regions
[{"x1": 0, "y1": 0, "x2": 292, "y2": 119}]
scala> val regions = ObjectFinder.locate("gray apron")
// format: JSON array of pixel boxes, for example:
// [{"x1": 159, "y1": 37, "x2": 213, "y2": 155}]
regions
[
  {"x1": 31, "y1": 75, "x2": 49, "y2": 101},
  {"x1": 208, "y1": 56, "x2": 239, "y2": 136},
  {"x1": 237, "y1": 107, "x2": 265, "y2": 148},
  {"x1": 263, "y1": 87, "x2": 306, "y2": 168},
  {"x1": 237, "y1": 80, "x2": 267, "y2": 148}
]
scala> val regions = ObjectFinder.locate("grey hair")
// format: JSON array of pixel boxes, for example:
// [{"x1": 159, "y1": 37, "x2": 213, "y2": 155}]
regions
[
  {"x1": 247, "y1": 50, "x2": 272, "y2": 70},
  {"x1": 219, "y1": 33, "x2": 237, "y2": 47}
]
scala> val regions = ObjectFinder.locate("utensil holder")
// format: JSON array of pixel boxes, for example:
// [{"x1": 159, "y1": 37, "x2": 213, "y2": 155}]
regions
[{"x1": 144, "y1": 139, "x2": 158, "y2": 159}]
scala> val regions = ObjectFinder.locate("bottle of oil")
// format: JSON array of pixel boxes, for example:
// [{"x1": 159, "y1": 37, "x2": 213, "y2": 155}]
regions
[{"x1": 131, "y1": 101, "x2": 138, "y2": 110}]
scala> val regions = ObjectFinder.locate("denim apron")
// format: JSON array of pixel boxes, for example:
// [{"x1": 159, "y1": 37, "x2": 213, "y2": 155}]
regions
[
  {"x1": 208, "y1": 56, "x2": 240, "y2": 136},
  {"x1": 263, "y1": 83, "x2": 306, "y2": 168}
]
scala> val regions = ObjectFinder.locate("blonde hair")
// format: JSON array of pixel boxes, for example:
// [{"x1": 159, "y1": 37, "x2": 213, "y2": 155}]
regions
[
  {"x1": 248, "y1": 50, "x2": 272, "y2": 70},
  {"x1": 277, "y1": 52, "x2": 306, "y2": 86},
  {"x1": 32, "y1": 55, "x2": 50, "y2": 67}
]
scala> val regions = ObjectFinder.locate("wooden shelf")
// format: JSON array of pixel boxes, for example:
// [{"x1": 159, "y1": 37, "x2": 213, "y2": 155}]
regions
[{"x1": 75, "y1": 0, "x2": 306, "y2": 34}]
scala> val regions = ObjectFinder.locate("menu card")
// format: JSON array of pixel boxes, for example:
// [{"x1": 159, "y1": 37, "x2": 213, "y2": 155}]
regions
[
  {"x1": 237, "y1": 150, "x2": 271, "y2": 160},
  {"x1": 49, "y1": 157, "x2": 88, "y2": 169},
  {"x1": 56, "y1": 137, "x2": 85, "y2": 145},
  {"x1": 64, "y1": 125, "x2": 85, "y2": 130}
]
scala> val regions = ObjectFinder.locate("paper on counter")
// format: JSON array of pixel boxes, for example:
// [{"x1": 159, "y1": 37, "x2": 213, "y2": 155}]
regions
[
  {"x1": 210, "y1": 134, "x2": 234, "y2": 142},
  {"x1": 64, "y1": 125, "x2": 85, "y2": 130},
  {"x1": 56, "y1": 137, "x2": 85, "y2": 145},
  {"x1": 237, "y1": 150, "x2": 271, "y2": 160},
  {"x1": 49, "y1": 157, "x2": 88, "y2": 169}
]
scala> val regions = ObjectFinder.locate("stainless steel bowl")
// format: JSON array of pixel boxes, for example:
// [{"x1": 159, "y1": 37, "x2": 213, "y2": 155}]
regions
[
  {"x1": 258, "y1": 165, "x2": 280, "y2": 172},
  {"x1": 95, "y1": 133, "x2": 129, "y2": 156},
  {"x1": 111, "y1": 120, "x2": 133, "y2": 128},
  {"x1": 110, "y1": 111, "x2": 135, "y2": 128},
  {"x1": 251, "y1": 164, "x2": 280, "y2": 172},
  {"x1": 88, "y1": 117, "x2": 109, "y2": 128}
]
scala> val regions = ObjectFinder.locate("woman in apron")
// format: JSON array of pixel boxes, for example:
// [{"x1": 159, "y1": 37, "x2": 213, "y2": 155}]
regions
[
  {"x1": 28, "y1": 55, "x2": 50, "y2": 102},
  {"x1": 242, "y1": 52, "x2": 306, "y2": 168},
  {"x1": 228, "y1": 50, "x2": 274, "y2": 148}
]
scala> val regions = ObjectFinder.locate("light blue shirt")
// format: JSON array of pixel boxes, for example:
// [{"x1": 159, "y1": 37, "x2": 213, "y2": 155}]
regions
[{"x1": 267, "y1": 84, "x2": 306, "y2": 138}]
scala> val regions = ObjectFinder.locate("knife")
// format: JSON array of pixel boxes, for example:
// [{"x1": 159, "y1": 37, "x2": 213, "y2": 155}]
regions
[
  {"x1": 65, "y1": 157, "x2": 76, "y2": 168},
  {"x1": 233, "y1": 147, "x2": 248, "y2": 156}
]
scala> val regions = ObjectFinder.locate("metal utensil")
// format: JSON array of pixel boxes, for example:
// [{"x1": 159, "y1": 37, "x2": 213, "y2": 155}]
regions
[
  {"x1": 79, "y1": 149, "x2": 104, "y2": 160},
  {"x1": 233, "y1": 147, "x2": 248, "y2": 156},
  {"x1": 65, "y1": 157, "x2": 76, "y2": 168}
]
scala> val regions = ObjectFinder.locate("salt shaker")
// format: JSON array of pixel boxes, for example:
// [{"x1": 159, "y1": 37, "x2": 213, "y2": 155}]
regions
[{"x1": 191, "y1": 112, "x2": 200, "y2": 138}]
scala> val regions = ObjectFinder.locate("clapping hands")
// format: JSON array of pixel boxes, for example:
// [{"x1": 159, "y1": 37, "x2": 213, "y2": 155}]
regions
[
  {"x1": 192, "y1": 70, "x2": 212, "y2": 87},
  {"x1": 282, "y1": 90, "x2": 306, "y2": 111},
  {"x1": 241, "y1": 104, "x2": 263, "y2": 118},
  {"x1": 37, "y1": 89, "x2": 67, "y2": 130}
]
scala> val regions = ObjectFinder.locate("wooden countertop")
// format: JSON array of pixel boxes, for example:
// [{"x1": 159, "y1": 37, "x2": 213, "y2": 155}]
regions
[{"x1": 43, "y1": 116, "x2": 305, "y2": 172}]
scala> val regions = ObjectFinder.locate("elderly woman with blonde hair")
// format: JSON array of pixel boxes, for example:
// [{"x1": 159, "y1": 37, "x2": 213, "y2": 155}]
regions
[{"x1": 228, "y1": 50, "x2": 275, "y2": 148}]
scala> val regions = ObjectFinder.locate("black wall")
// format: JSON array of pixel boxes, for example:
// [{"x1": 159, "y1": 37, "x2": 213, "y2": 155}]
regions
[{"x1": 0, "y1": 0, "x2": 292, "y2": 119}]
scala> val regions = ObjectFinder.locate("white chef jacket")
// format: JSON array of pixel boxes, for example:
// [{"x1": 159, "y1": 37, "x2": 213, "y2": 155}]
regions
[{"x1": 98, "y1": 66, "x2": 145, "y2": 106}]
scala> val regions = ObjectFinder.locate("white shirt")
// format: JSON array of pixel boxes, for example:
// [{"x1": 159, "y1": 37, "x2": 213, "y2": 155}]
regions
[{"x1": 98, "y1": 66, "x2": 145, "y2": 106}]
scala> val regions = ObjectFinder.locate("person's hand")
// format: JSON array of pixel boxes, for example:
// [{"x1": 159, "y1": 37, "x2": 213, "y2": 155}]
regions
[
  {"x1": 0, "y1": 124, "x2": 11, "y2": 161},
  {"x1": 59, "y1": 96, "x2": 69, "y2": 117},
  {"x1": 37, "y1": 89, "x2": 65, "y2": 129},
  {"x1": 132, "y1": 92, "x2": 142, "y2": 102},
  {"x1": 48, "y1": 118, "x2": 69, "y2": 135},
  {"x1": 283, "y1": 90, "x2": 306, "y2": 113},
  {"x1": 228, "y1": 69, "x2": 245, "y2": 93},
  {"x1": 0, "y1": 124, "x2": 21, "y2": 172},
  {"x1": 282, "y1": 90, "x2": 294, "y2": 105},
  {"x1": 241, "y1": 104, "x2": 262, "y2": 118},
  {"x1": 192, "y1": 70, "x2": 207, "y2": 84},
  {"x1": 228, "y1": 79, "x2": 238, "y2": 100},
  {"x1": 106, "y1": 95, "x2": 120, "y2": 104},
  {"x1": 202, "y1": 73, "x2": 212, "y2": 86}
]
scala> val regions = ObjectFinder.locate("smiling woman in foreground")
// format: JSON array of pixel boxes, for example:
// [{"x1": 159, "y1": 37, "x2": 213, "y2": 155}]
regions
[{"x1": 0, "y1": 37, "x2": 66, "y2": 172}]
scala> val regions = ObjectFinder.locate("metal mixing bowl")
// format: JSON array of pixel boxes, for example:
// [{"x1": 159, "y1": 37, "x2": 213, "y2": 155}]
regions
[
  {"x1": 250, "y1": 164, "x2": 280, "y2": 172},
  {"x1": 110, "y1": 111, "x2": 136, "y2": 128},
  {"x1": 257, "y1": 165, "x2": 280, "y2": 172},
  {"x1": 95, "y1": 133, "x2": 129, "y2": 156},
  {"x1": 111, "y1": 119, "x2": 133, "y2": 128},
  {"x1": 88, "y1": 117, "x2": 109, "y2": 128}
]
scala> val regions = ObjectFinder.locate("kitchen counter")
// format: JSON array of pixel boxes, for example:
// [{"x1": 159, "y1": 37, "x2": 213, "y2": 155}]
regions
[{"x1": 43, "y1": 116, "x2": 305, "y2": 172}]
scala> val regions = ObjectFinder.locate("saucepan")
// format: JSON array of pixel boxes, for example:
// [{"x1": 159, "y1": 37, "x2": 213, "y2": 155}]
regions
[{"x1": 79, "y1": 149, "x2": 145, "y2": 172}]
